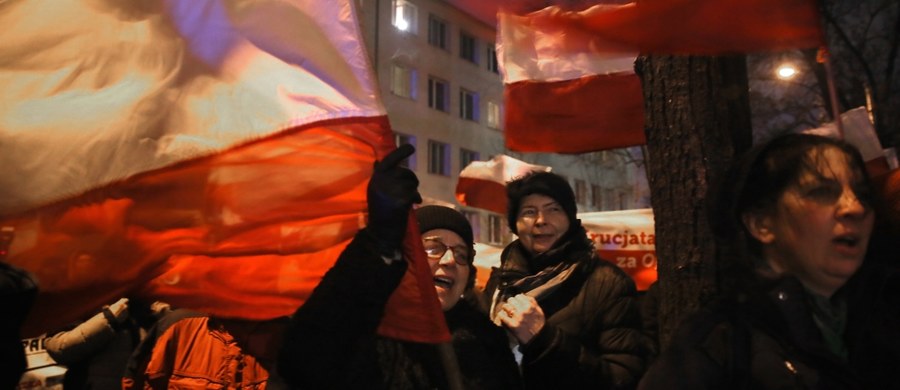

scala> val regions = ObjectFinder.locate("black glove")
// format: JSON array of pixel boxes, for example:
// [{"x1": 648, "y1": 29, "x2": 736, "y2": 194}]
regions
[{"x1": 367, "y1": 144, "x2": 422, "y2": 257}]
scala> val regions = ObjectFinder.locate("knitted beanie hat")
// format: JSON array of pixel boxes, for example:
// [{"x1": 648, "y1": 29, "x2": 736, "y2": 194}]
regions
[
  {"x1": 415, "y1": 205, "x2": 474, "y2": 250},
  {"x1": 506, "y1": 171, "x2": 577, "y2": 235},
  {"x1": 415, "y1": 205, "x2": 476, "y2": 288}
]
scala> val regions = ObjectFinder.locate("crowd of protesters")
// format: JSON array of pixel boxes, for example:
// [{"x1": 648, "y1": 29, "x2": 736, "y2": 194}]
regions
[{"x1": 3, "y1": 132, "x2": 899, "y2": 389}]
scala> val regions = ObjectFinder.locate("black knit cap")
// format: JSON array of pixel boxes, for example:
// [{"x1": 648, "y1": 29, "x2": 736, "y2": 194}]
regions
[
  {"x1": 415, "y1": 205, "x2": 476, "y2": 288},
  {"x1": 506, "y1": 171, "x2": 578, "y2": 235},
  {"x1": 415, "y1": 205, "x2": 474, "y2": 252}
]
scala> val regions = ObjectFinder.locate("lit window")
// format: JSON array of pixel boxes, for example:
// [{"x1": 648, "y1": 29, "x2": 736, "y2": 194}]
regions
[
  {"x1": 459, "y1": 148, "x2": 479, "y2": 172},
  {"x1": 428, "y1": 14, "x2": 448, "y2": 50},
  {"x1": 394, "y1": 132, "x2": 417, "y2": 170},
  {"x1": 391, "y1": 64, "x2": 417, "y2": 99},
  {"x1": 460, "y1": 31, "x2": 478, "y2": 63},
  {"x1": 392, "y1": 0, "x2": 417, "y2": 33},
  {"x1": 427, "y1": 140, "x2": 450, "y2": 176},
  {"x1": 428, "y1": 77, "x2": 449, "y2": 112},
  {"x1": 486, "y1": 101, "x2": 501, "y2": 129},
  {"x1": 459, "y1": 88, "x2": 478, "y2": 121},
  {"x1": 486, "y1": 44, "x2": 499, "y2": 74}
]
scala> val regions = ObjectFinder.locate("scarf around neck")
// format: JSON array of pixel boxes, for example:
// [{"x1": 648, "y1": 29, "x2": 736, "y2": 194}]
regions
[{"x1": 489, "y1": 225, "x2": 594, "y2": 323}]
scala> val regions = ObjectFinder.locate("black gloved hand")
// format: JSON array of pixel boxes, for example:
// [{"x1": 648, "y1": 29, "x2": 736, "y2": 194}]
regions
[{"x1": 367, "y1": 144, "x2": 422, "y2": 258}]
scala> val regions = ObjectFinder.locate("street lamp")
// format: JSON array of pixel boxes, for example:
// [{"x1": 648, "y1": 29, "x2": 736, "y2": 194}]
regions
[{"x1": 776, "y1": 64, "x2": 797, "y2": 79}]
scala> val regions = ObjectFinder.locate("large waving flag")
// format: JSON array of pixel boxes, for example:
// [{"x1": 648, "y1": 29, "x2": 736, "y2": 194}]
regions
[
  {"x1": 496, "y1": 0, "x2": 825, "y2": 153},
  {"x1": 1, "y1": 0, "x2": 448, "y2": 343},
  {"x1": 499, "y1": 5, "x2": 645, "y2": 153}
]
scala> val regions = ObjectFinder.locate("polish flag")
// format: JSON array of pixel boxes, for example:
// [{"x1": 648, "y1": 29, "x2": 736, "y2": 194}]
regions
[
  {"x1": 455, "y1": 155, "x2": 551, "y2": 215},
  {"x1": 499, "y1": 5, "x2": 646, "y2": 154},
  {"x1": 496, "y1": 0, "x2": 824, "y2": 154},
  {"x1": 0, "y1": 0, "x2": 448, "y2": 343}
]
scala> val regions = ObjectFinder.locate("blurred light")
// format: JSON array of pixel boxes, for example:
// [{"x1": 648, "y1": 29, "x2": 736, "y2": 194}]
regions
[
  {"x1": 776, "y1": 64, "x2": 797, "y2": 79},
  {"x1": 395, "y1": 18, "x2": 409, "y2": 31}
]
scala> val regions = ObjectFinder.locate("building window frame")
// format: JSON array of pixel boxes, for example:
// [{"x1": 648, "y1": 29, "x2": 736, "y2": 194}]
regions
[
  {"x1": 393, "y1": 132, "x2": 417, "y2": 170},
  {"x1": 428, "y1": 76, "x2": 449, "y2": 112},
  {"x1": 459, "y1": 148, "x2": 480, "y2": 172},
  {"x1": 459, "y1": 88, "x2": 479, "y2": 122},
  {"x1": 391, "y1": 63, "x2": 417, "y2": 99},
  {"x1": 460, "y1": 30, "x2": 478, "y2": 64},
  {"x1": 488, "y1": 214, "x2": 503, "y2": 244},
  {"x1": 575, "y1": 179, "x2": 587, "y2": 206},
  {"x1": 486, "y1": 44, "x2": 499, "y2": 74},
  {"x1": 427, "y1": 139, "x2": 450, "y2": 176},
  {"x1": 428, "y1": 14, "x2": 448, "y2": 50}
]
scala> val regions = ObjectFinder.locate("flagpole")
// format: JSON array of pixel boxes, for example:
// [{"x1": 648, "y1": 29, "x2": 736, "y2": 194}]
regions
[
  {"x1": 437, "y1": 342, "x2": 465, "y2": 390},
  {"x1": 819, "y1": 47, "x2": 844, "y2": 139}
]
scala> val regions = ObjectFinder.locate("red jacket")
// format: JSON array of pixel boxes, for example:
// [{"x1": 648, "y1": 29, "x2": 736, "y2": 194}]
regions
[{"x1": 124, "y1": 310, "x2": 286, "y2": 389}]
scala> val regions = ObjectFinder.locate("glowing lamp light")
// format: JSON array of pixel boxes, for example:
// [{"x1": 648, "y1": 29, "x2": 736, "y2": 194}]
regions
[
  {"x1": 776, "y1": 64, "x2": 797, "y2": 79},
  {"x1": 396, "y1": 18, "x2": 409, "y2": 31}
]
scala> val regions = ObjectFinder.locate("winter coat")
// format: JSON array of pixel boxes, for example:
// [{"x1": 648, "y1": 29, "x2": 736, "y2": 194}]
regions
[
  {"x1": 483, "y1": 227, "x2": 646, "y2": 389},
  {"x1": 0, "y1": 262, "x2": 37, "y2": 390},
  {"x1": 638, "y1": 262, "x2": 900, "y2": 390},
  {"x1": 45, "y1": 307, "x2": 141, "y2": 390},
  {"x1": 278, "y1": 230, "x2": 522, "y2": 389},
  {"x1": 124, "y1": 310, "x2": 286, "y2": 389}
]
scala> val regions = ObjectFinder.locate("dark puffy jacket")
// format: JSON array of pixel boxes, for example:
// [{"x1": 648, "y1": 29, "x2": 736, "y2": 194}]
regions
[
  {"x1": 278, "y1": 230, "x2": 522, "y2": 389},
  {"x1": 484, "y1": 237, "x2": 645, "y2": 389},
  {"x1": 639, "y1": 263, "x2": 900, "y2": 390}
]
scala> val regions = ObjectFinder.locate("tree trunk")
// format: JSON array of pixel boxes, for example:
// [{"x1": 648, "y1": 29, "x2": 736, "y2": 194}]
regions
[{"x1": 636, "y1": 55, "x2": 752, "y2": 349}]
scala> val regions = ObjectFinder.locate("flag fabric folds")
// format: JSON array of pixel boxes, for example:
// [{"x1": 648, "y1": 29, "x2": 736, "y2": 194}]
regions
[
  {"x1": 498, "y1": 5, "x2": 646, "y2": 154},
  {"x1": 455, "y1": 155, "x2": 551, "y2": 214},
  {"x1": 562, "y1": 0, "x2": 825, "y2": 55},
  {"x1": 0, "y1": 0, "x2": 449, "y2": 343},
  {"x1": 498, "y1": 0, "x2": 825, "y2": 154}
]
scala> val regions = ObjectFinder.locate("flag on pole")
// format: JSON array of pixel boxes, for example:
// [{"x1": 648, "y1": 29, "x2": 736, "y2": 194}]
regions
[
  {"x1": 499, "y1": 5, "x2": 646, "y2": 154},
  {"x1": 455, "y1": 155, "x2": 551, "y2": 214},
  {"x1": 0, "y1": 0, "x2": 448, "y2": 343}
]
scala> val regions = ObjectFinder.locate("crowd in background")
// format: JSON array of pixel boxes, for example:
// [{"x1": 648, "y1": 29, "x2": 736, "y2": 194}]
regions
[{"x1": 3, "y1": 132, "x2": 899, "y2": 389}]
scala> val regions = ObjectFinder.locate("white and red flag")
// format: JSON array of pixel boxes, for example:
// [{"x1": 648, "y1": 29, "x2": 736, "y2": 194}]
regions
[
  {"x1": 455, "y1": 155, "x2": 551, "y2": 215},
  {"x1": 499, "y1": 5, "x2": 645, "y2": 154},
  {"x1": 0, "y1": 0, "x2": 448, "y2": 342},
  {"x1": 496, "y1": 0, "x2": 825, "y2": 154}
]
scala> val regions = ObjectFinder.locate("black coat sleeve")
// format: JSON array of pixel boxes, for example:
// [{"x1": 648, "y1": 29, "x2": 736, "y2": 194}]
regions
[
  {"x1": 277, "y1": 229, "x2": 408, "y2": 388},
  {"x1": 520, "y1": 263, "x2": 646, "y2": 389}
]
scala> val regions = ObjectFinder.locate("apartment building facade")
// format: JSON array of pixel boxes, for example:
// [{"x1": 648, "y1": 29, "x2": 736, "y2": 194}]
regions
[{"x1": 355, "y1": 0, "x2": 648, "y2": 245}]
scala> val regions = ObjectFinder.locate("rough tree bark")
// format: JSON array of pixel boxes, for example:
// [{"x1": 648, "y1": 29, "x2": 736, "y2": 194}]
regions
[{"x1": 636, "y1": 55, "x2": 753, "y2": 349}]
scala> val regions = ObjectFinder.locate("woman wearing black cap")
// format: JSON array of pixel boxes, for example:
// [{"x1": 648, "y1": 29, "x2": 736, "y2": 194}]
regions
[
  {"x1": 278, "y1": 146, "x2": 521, "y2": 389},
  {"x1": 483, "y1": 171, "x2": 646, "y2": 389}
]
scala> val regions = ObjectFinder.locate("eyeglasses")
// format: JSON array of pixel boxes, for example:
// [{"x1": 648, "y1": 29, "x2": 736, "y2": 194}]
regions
[{"x1": 422, "y1": 237, "x2": 471, "y2": 266}]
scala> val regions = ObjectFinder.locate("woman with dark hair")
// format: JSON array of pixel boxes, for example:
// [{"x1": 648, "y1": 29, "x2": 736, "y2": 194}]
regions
[
  {"x1": 639, "y1": 133, "x2": 900, "y2": 389},
  {"x1": 483, "y1": 171, "x2": 645, "y2": 389}
]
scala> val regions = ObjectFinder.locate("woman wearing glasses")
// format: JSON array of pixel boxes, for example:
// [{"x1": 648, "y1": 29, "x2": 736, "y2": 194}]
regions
[
  {"x1": 278, "y1": 146, "x2": 521, "y2": 389},
  {"x1": 483, "y1": 171, "x2": 646, "y2": 389}
]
